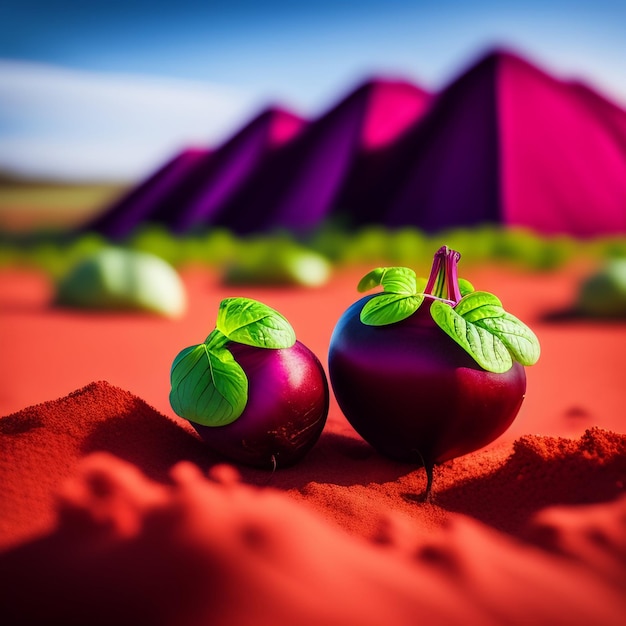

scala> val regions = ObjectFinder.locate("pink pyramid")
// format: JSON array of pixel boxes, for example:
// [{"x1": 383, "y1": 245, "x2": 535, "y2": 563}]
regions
[
  {"x1": 498, "y1": 52, "x2": 626, "y2": 235},
  {"x1": 84, "y1": 48, "x2": 626, "y2": 238}
]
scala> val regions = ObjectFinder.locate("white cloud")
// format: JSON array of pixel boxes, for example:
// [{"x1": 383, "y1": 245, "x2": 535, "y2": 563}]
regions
[{"x1": 0, "y1": 60, "x2": 265, "y2": 181}]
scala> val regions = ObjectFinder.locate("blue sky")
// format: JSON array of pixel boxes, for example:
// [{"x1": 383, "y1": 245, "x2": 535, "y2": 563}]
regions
[{"x1": 1, "y1": 0, "x2": 625, "y2": 181}]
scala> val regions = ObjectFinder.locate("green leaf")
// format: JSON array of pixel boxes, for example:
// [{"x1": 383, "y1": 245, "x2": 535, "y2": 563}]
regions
[
  {"x1": 169, "y1": 343, "x2": 248, "y2": 426},
  {"x1": 360, "y1": 293, "x2": 424, "y2": 326},
  {"x1": 454, "y1": 292, "x2": 540, "y2": 366},
  {"x1": 454, "y1": 291, "x2": 501, "y2": 314},
  {"x1": 353, "y1": 263, "x2": 540, "y2": 368},
  {"x1": 357, "y1": 267, "x2": 417, "y2": 295},
  {"x1": 454, "y1": 291, "x2": 505, "y2": 322},
  {"x1": 431, "y1": 291, "x2": 541, "y2": 372},
  {"x1": 357, "y1": 267, "x2": 385, "y2": 292},
  {"x1": 458, "y1": 278, "x2": 475, "y2": 296},
  {"x1": 216, "y1": 297, "x2": 296, "y2": 349},
  {"x1": 430, "y1": 300, "x2": 513, "y2": 373},
  {"x1": 475, "y1": 311, "x2": 541, "y2": 366}
]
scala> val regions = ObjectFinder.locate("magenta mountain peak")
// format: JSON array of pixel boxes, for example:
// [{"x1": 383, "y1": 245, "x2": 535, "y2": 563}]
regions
[{"x1": 84, "y1": 48, "x2": 626, "y2": 239}]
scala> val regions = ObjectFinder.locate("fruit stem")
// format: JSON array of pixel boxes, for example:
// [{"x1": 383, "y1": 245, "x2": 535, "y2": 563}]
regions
[
  {"x1": 424, "y1": 245, "x2": 462, "y2": 305},
  {"x1": 413, "y1": 448, "x2": 435, "y2": 502},
  {"x1": 258, "y1": 454, "x2": 278, "y2": 486},
  {"x1": 423, "y1": 463, "x2": 434, "y2": 503}
]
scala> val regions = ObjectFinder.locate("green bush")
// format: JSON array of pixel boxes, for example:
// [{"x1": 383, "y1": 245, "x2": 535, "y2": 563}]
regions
[
  {"x1": 0, "y1": 222, "x2": 624, "y2": 279},
  {"x1": 55, "y1": 247, "x2": 187, "y2": 317}
]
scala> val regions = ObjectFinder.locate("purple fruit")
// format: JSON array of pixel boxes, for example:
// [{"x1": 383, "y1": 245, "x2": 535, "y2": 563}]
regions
[
  {"x1": 170, "y1": 297, "x2": 329, "y2": 469},
  {"x1": 328, "y1": 246, "x2": 539, "y2": 498},
  {"x1": 192, "y1": 340, "x2": 329, "y2": 469}
]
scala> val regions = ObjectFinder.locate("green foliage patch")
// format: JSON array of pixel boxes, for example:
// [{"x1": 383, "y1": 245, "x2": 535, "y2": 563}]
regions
[{"x1": 1, "y1": 222, "x2": 625, "y2": 280}]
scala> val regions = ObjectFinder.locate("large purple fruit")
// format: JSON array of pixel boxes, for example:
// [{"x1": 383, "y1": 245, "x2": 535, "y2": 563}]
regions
[
  {"x1": 192, "y1": 340, "x2": 329, "y2": 469},
  {"x1": 329, "y1": 298, "x2": 526, "y2": 461},
  {"x1": 328, "y1": 246, "x2": 540, "y2": 498}
]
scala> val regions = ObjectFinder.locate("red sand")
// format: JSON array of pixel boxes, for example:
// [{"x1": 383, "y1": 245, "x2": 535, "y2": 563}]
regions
[{"x1": 1, "y1": 262, "x2": 625, "y2": 624}]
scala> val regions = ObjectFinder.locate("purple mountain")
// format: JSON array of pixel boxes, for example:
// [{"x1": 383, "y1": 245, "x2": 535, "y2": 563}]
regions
[
  {"x1": 85, "y1": 48, "x2": 626, "y2": 238},
  {"x1": 85, "y1": 107, "x2": 305, "y2": 236},
  {"x1": 209, "y1": 77, "x2": 431, "y2": 234}
]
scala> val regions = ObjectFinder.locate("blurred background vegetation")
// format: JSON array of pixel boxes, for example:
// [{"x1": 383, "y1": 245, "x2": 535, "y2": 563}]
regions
[{"x1": 1, "y1": 174, "x2": 625, "y2": 280}]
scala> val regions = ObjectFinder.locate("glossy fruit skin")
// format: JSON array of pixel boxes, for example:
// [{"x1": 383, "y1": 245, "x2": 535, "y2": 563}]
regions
[
  {"x1": 192, "y1": 340, "x2": 329, "y2": 469},
  {"x1": 328, "y1": 295, "x2": 526, "y2": 466}
]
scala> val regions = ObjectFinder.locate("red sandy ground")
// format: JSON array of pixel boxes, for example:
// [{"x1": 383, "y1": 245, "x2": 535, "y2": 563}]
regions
[{"x1": 0, "y1": 261, "x2": 625, "y2": 625}]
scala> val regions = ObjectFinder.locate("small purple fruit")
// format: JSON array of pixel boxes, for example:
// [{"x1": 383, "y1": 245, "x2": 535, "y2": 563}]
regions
[
  {"x1": 192, "y1": 340, "x2": 329, "y2": 469},
  {"x1": 170, "y1": 297, "x2": 329, "y2": 469}
]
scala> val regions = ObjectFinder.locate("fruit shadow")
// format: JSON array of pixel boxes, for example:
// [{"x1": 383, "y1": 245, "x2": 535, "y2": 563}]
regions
[
  {"x1": 247, "y1": 431, "x2": 421, "y2": 490},
  {"x1": 81, "y1": 409, "x2": 418, "y2": 489},
  {"x1": 432, "y1": 433, "x2": 626, "y2": 536},
  {"x1": 80, "y1": 403, "x2": 214, "y2": 483}
]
